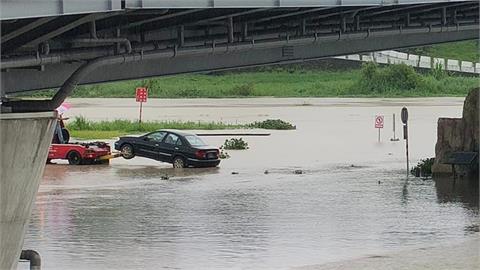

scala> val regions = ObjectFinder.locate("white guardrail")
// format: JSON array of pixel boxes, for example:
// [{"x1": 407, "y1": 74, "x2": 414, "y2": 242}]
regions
[{"x1": 336, "y1": 51, "x2": 480, "y2": 74}]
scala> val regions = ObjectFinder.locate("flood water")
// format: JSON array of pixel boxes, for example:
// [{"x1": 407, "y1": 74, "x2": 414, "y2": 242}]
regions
[{"x1": 21, "y1": 98, "x2": 478, "y2": 269}]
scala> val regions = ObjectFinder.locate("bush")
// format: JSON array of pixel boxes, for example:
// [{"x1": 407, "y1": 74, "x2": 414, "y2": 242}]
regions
[
  {"x1": 248, "y1": 119, "x2": 296, "y2": 130},
  {"x1": 411, "y1": 158, "x2": 435, "y2": 177},
  {"x1": 229, "y1": 83, "x2": 255, "y2": 96},
  {"x1": 354, "y1": 63, "x2": 423, "y2": 94},
  {"x1": 222, "y1": 138, "x2": 249, "y2": 150},
  {"x1": 429, "y1": 62, "x2": 447, "y2": 80}
]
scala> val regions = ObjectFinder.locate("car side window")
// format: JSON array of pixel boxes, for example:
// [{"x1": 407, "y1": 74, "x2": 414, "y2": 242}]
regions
[
  {"x1": 146, "y1": 131, "x2": 166, "y2": 142},
  {"x1": 176, "y1": 138, "x2": 183, "y2": 146},
  {"x1": 164, "y1": 134, "x2": 179, "y2": 145}
]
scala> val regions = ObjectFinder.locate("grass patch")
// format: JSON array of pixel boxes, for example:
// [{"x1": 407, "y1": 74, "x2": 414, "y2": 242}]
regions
[
  {"x1": 401, "y1": 40, "x2": 479, "y2": 63},
  {"x1": 222, "y1": 138, "x2": 249, "y2": 150},
  {"x1": 19, "y1": 65, "x2": 478, "y2": 99},
  {"x1": 70, "y1": 130, "x2": 126, "y2": 140},
  {"x1": 67, "y1": 116, "x2": 296, "y2": 139},
  {"x1": 248, "y1": 119, "x2": 296, "y2": 130}
]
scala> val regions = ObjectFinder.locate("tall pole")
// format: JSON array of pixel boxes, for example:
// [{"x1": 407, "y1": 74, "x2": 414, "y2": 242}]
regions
[
  {"x1": 401, "y1": 107, "x2": 409, "y2": 176},
  {"x1": 139, "y1": 101, "x2": 143, "y2": 123},
  {"x1": 393, "y1": 113, "x2": 396, "y2": 139},
  {"x1": 405, "y1": 124, "x2": 409, "y2": 175}
]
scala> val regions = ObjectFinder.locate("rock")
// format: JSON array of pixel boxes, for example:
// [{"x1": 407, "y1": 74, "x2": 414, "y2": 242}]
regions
[
  {"x1": 161, "y1": 174, "x2": 169, "y2": 180},
  {"x1": 433, "y1": 88, "x2": 479, "y2": 178},
  {"x1": 264, "y1": 170, "x2": 269, "y2": 174}
]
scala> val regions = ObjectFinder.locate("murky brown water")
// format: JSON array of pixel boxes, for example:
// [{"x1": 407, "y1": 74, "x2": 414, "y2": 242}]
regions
[{"x1": 20, "y1": 98, "x2": 478, "y2": 269}]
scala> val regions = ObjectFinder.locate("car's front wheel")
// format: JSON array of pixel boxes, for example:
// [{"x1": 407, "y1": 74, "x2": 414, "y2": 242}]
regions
[
  {"x1": 172, "y1": 156, "x2": 186, "y2": 168},
  {"x1": 121, "y1": 144, "x2": 135, "y2": 159}
]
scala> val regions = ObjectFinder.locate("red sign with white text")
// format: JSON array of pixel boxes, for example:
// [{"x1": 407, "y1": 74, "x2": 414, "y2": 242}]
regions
[{"x1": 136, "y1": 87, "x2": 148, "y2": 102}]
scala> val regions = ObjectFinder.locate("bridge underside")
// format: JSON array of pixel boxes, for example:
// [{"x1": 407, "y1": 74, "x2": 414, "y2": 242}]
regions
[{"x1": 1, "y1": 1, "x2": 479, "y2": 95}]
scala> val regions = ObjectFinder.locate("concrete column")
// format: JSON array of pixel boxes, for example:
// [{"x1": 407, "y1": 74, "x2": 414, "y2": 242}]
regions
[{"x1": 0, "y1": 112, "x2": 56, "y2": 270}]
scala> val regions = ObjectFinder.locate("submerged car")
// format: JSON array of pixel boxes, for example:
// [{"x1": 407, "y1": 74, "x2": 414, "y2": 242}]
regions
[{"x1": 114, "y1": 130, "x2": 220, "y2": 168}]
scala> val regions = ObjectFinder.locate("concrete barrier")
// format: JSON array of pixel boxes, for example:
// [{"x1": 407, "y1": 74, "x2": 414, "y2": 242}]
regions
[
  {"x1": 433, "y1": 58, "x2": 445, "y2": 69},
  {"x1": 335, "y1": 51, "x2": 478, "y2": 74},
  {"x1": 419, "y1": 56, "x2": 431, "y2": 67},
  {"x1": 447, "y1": 59, "x2": 460, "y2": 71},
  {"x1": 0, "y1": 112, "x2": 56, "y2": 270},
  {"x1": 461, "y1": 61, "x2": 475, "y2": 73}
]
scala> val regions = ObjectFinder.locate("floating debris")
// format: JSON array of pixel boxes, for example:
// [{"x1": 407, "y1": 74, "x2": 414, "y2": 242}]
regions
[
  {"x1": 264, "y1": 170, "x2": 269, "y2": 174},
  {"x1": 161, "y1": 174, "x2": 170, "y2": 180},
  {"x1": 231, "y1": 171, "x2": 239, "y2": 175},
  {"x1": 294, "y1": 170, "x2": 303, "y2": 175}
]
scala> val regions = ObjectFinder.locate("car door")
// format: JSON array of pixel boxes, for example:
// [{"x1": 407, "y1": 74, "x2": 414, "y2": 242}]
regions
[
  {"x1": 160, "y1": 133, "x2": 182, "y2": 162},
  {"x1": 136, "y1": 131, "x2": 166, "y2": 160}
]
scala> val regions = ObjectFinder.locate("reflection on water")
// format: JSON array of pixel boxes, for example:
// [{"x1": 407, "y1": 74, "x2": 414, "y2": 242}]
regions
[
  {"x1": 435, "y1": 177, "x2": 479, "y2": 210},
  {"x1": 21, "y1": 98, "x2": 478, "y2": 270}
]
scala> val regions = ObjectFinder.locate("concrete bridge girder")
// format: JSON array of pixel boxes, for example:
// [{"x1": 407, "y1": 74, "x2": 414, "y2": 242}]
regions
[
  {"x1": 1, "y1": 24, "x2": 477, "y2": 94},
  {"x1": 0, "y1": 112, "x2": 57, "y2": 270}
]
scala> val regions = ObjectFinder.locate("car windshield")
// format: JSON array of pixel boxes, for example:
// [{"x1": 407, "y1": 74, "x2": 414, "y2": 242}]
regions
[{"x1": 185, "y1": 135, "x2": 207, "y2": 146}]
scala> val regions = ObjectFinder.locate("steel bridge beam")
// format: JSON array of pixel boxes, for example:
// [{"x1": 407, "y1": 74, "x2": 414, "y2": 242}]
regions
[{"x1": 2, "y1": 25, "x2": 477, "y2": 94}]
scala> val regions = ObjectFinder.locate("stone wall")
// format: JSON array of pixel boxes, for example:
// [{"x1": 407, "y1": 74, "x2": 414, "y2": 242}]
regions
[{"x1": 432, "y1": 88, "x2": 479, "y2": 178}]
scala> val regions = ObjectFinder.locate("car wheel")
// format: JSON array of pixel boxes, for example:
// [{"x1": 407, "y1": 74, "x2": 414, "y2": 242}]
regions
[
  {"x1": 121, "y1": 144, "x2": 135, "y2": 159},
  {"x1": 173, "y1": 156, "x2": 186, "y2": 168},
  {"x1": 67, "y1": 151, "x2": 82, "y2": 165}
]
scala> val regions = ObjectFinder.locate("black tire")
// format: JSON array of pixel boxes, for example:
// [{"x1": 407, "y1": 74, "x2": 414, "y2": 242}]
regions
[
  {"x1": 67, "y1": 151, "x2": 82, "y2": 165},
  {"x1": 121, "y1": 144, "x2": 135, "y2": 159},
  {"x1": 172, "y1": 156, "x2": 186, "y2": 168},
  {"x1": 61, "y1": 128, "x2": 70, "y2": 144}
]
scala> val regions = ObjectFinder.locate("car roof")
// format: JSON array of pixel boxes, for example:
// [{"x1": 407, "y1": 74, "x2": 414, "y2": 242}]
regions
[{"x1": 156, "y1": 129, "x2": 196, "y2": 136}]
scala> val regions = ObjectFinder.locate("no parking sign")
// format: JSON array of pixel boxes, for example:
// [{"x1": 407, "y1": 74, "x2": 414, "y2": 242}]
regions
[
  {"x1": 375, "y1": 115, "x2": 384, "y2": 129},
  {"x1": 375, "y1": 115, "x2": 384, "y2": 142}
]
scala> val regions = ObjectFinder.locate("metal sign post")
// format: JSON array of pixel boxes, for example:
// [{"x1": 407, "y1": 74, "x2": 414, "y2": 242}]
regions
[
  {"x1": 390, "y1": 113, "x2": 399, "y2": 141},
  {"x1": 375, "y1": 115, "x2": 384, "y2": 142},
  {"x1": 401, "y1": 107, "x2": 409, "y2": 176},
  {"x1": 136, "y1": 87, "x2": 148, "y2": 123}
]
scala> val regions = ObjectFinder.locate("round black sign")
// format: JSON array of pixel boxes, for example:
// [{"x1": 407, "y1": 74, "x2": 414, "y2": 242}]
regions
[{"x1": 401, "y1": 107, "x2": 408, "y2": 124}]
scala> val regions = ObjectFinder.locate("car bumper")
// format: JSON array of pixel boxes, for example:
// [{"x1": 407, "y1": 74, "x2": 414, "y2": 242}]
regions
[{"x1": 187, "y1": 158, "x2": 220, "y2": 167}]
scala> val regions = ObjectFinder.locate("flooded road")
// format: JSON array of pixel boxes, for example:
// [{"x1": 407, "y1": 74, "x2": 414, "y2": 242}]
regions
[{"x1": 21, "y1": 98, "x2": 478, "y2": 269}]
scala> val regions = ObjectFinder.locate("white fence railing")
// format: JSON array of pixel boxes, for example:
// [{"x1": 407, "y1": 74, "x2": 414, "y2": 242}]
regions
[{"x1": 335, "y1": 51, "x2": 480, "y2": 74}]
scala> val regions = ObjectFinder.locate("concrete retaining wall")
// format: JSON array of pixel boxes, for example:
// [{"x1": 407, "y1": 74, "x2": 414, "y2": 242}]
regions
[{"x1": 0, "y1": 112, "x2": 56, "y2": 270}]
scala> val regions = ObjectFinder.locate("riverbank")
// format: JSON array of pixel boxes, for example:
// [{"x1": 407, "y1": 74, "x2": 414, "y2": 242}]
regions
[
  {"x1": 295, "y1": 234, "x2": 479, "y2": 270},
  {"x1": 19, "y1": 64, "x2": 478, "y2": 99}
]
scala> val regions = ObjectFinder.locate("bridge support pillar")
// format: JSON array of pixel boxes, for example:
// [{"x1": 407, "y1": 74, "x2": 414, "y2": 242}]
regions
[{"x1": 0, "y1": 112, "x2": 56, "y2": 270}]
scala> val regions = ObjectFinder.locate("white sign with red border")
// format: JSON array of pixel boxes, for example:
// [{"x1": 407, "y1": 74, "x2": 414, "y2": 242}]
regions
[{"x1": 375, "y1": 115, "x2": 384, "y2": 129}]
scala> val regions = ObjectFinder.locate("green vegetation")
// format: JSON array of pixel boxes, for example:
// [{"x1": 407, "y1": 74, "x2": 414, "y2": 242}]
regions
[
  {"x1": 402, "y1": 40, "x2": 479, "y2": 63},
  {"x1": 248, "y1": 119, "x2": 296, "y2": 130},
  {"x1": 222, "y1": 138, "x2": 249, "y2": 150},
  {"x1": 411, "y1": 158, "x2": 435, "y2": 177},
  {"x1": 67, "y1": 116, "x2": 296, "y2": 139},
  {"x1": 22, "y1": 62, "x2": 478, "y2": 99}
]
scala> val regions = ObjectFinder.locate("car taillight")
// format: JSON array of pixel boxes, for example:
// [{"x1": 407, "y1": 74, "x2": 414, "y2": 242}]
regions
[{"x1": 195, "y1": 150, "x2": 206, "y2": 159}]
